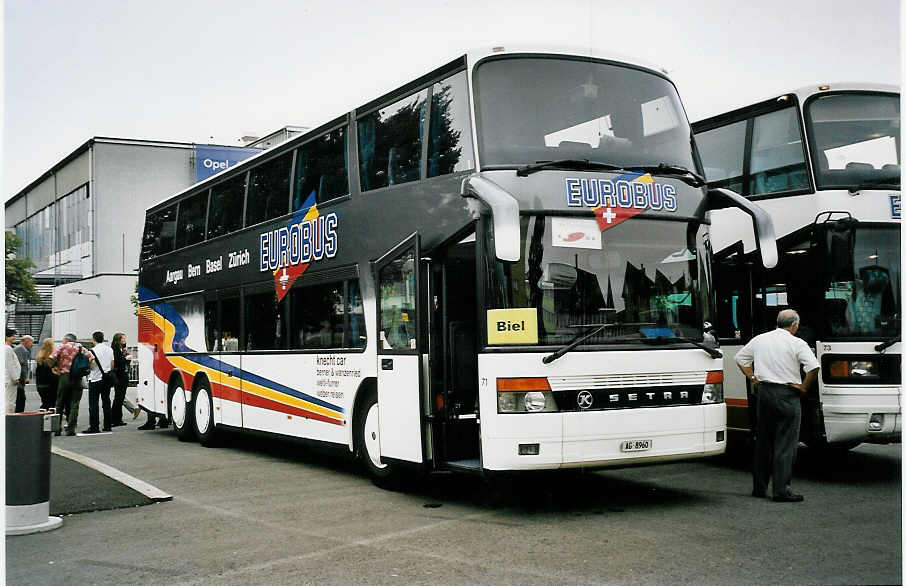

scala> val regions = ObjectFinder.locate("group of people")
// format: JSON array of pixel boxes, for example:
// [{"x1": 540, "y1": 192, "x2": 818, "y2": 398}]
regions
[{"x1": 4, "y1": 328, "x2": 168, "y2": 435}]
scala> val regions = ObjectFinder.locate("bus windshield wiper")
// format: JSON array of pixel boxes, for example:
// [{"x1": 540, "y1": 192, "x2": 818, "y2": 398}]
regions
[
  {"x1": 875, "y1": 335, "x2": 900, "y2": 353},
  {"x1": 630, "y1": 163, "x2": 706, "y2": 187},
  {"x1": 517, "y1": 160, "x2": 630, "y2": 177},
  {"x1": 542, "y1": 322, "x2": 652, "y2": 364},
  {"x1": 640, "y1": 334, "x2": 723, "y2": 359}
]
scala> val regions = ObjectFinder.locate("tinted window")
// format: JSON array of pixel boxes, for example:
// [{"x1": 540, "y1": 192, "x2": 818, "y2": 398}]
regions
[
  {"x1": 358, "y1": 90, "x2": 427, "y2": 191},
  {"x1": 243, "y1": 289, "x2": 284, "y2": 351},
  {"x1": 378, "y1": 249, "x2": 418, "y2": 350},
  {"x1": 246, "y1": 153, "x2": 292, "y2": 227},
  {"x1": 175, "y1": 191, "x2": 208, "y2": 249},
  {"x1": 289, "y1": 280, "x2": 365, "y2": 349},
  {"x1": 220, "y1": 295, "x2": 240, "y2": 351},
  {"x1": 208, "y1": 174, "x2": 247, "y2": 239},
  {"x1": 696, "y1": 120, "x2": 746, "y2": 184},
  {"x1": 428, "y1": 71, "x2": 475, "y2": 177},
  {"x1": 294, "y1": 127, "x2": 349, "y2": 209},
  {"x1": 748, "y1": 107, "x2": 808, "y2": 195},
  {"x1": 141, "y1": 205, "x2": 176, "y2": 261}
]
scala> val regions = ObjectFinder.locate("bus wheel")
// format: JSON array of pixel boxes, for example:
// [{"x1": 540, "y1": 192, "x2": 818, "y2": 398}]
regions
[
  {"x1": 355, "y1": 390, "x2": 397, "y2": 485},
  {"x1": 193, "y1": 381, "x2": 218, "y2": 447},
  {"x1": 169, "y1": 383, "x2": 195, "y2": 442}
]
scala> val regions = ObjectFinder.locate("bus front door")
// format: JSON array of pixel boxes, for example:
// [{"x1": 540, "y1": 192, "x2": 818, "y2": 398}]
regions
[{"x1": 374, "y1": 233, "x2": 424, "y2": 465}]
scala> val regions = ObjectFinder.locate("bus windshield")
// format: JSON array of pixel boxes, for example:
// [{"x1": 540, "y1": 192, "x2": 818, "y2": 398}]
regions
[
  {"x1": 824, "y1": 225, "x2": 900, "y2": 339},
  {"x1": 484, "y1": 216, "x2": 711, "y2": 347},
  {"x1": 474, "y1": 56, "x2": 697, "y2": 172},
  {"x1": 806, "y1": 92, "x2": 901, "y2": 191}
]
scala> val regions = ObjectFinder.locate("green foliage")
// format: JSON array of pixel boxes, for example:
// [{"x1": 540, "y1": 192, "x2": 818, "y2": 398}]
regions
[
  {"x1": 5, "y1": 231, "x2": 40, "y2": 304},
  {"x1": 130, "y1": 282, "x2": 139, "y2": 316}
]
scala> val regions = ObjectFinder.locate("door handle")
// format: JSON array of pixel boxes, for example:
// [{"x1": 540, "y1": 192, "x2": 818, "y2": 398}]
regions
[{"x1": 381, "y1": 359, "x2": 393, "y2": 371}]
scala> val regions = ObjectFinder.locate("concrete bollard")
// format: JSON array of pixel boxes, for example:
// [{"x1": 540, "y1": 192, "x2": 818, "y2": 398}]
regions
[{"x1": 6, "y1": 410, "x2": 63, "y2": 535}]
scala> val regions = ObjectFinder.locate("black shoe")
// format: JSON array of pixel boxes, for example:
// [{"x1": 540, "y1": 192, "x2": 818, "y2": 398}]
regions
[
  {"x1": 773, "y1": 493, "x2": 804, "y2": 502},
  {"x1": 111, "y1": 422, "x2": 126, "y2": 427},
  {"x1": 157, "y1": 419, "x2": 169, "y2": 429},
  {"x1": 137, "y1": 422, "x2": 156, "y2": 430},
  {"x1": 64, "y1": 429, "x2": 76, "y2": 436},
  {"x1": 81, "y1": 428, "x2": 100, "y2": 434},
  {"x1": 751, "y1": 490, "x2": 766, "y2": 498},
  {"x1": 102, "y1": 427, "x2": 112, "y2": 432}
]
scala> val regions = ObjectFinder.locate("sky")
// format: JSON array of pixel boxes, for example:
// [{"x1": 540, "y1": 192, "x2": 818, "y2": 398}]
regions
[{"x1": 2, "y1": 0, "x2": 900, "y2": 198}]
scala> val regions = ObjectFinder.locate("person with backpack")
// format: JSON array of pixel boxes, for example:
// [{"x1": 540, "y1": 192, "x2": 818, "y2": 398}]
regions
[
  {"x1": 84, "y1": 331, "x2": 115, "y2": 434},
  {"x1": 50, "y1": 333, "x2": 94, "y2": 436}
]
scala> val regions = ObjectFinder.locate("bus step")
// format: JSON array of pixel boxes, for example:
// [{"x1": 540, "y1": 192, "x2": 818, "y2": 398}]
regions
[{"x1": 444, "y1": 458, "x2": 482, "y2": 471}]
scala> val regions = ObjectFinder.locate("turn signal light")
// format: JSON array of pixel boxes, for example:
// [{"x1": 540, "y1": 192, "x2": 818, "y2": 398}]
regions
[
  {"x1": 705, "y1": 371, "x2": 724, "y2": 384},
  {"x1": 829, "y1": 360, "x2": 851, "y2": 378},
  {"x1": 497, "y1": 377, "x2": 551, "y2": 392}
]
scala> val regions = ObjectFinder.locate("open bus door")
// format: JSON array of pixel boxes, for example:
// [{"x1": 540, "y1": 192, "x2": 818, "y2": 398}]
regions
[{"x1": 372, "y1": 233, "x2": 425, "y2": 469}]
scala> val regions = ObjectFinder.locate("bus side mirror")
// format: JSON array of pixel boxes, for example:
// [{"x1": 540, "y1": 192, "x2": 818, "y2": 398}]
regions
[
  {"x1": 707, "y1": 188, "x2": 778, "y2": 269},
  {"x1": 461, "y1": 175, "x2": 521, "y2": 262}
]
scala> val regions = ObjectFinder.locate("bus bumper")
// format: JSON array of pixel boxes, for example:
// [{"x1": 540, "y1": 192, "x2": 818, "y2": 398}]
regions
[
  {"x1": 481, "y1": 403, "x2": 726, "y2": 471},
  {"x1": 821, "y1": 385, "x2": 901, "y2": 444}
]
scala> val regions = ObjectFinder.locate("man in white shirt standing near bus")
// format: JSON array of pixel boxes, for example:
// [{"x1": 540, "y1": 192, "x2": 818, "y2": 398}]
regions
[
  {"x1": 735, "y1": 309, "x2": 820, "y2": 502},
  {"x1": 84, "y1": 331, "x2": 115, "y2": 434},
  {"x1": 5, "y1": 328, "x2": 22, "y2": 413}
]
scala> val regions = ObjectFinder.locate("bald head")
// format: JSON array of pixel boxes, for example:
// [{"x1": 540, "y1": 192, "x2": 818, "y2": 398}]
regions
[
  {"x1": 21, "y1": 335, "x2": 34, "y2": 349},
  {"x1": 777, "y1": 309, "x2": 800, "y2": 331}
]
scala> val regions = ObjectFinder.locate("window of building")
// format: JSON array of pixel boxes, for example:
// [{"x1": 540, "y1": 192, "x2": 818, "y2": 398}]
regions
[
  {"x1": 289, "y1": 279, "x2": 365, "y2": 349},
  {"x1": 141, "y1": 204, "x2": 177, "y2": 261},
  {"x1": 428, "y1": 71, "x2": 475, "y2": 178},
  {"x1": 243, "y1": 288, "x2": 284, "y2": 351},
  {"x1": 293, "y1": 127, "x2": 349, "y2": 209},
  {"x1": 175, "y1": 190, "x2": 209, "y2": 249},
  {"x1": 246, "y1": 152, "x2": 292, "y2": 227},
  {"x1": 358, "y1": 90, "x2": 428, "y2": 191},
  {"x1": 208, "y1": 173, "x2": 247, "y2": 240}
]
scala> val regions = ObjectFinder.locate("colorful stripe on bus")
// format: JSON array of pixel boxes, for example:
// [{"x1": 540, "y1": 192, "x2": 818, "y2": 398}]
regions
[{"x1": 138, "y1": 290, "x2": 345, "y2": 426}]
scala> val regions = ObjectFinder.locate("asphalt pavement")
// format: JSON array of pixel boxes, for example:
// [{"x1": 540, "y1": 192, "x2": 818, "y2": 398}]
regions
[{"x1": 5, "y1": 384, "x2": 902, "y2": 585}]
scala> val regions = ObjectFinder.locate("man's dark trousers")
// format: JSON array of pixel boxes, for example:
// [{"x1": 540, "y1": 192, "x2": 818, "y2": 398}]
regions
[
  {"x1": 753, "y1": 382, "x2": 802, "y2": 497},
  {"x1": 88, "y1": 379, "x2": 112, "y2": 431},
  {"x1": 15, "y1": 379, "x2": 26, "y2": 412}
]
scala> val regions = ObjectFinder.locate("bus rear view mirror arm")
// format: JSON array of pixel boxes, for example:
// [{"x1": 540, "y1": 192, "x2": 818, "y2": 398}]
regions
[
  {"x1": 707, "y1": 188, "x2": 778, "y2": 269},
  {"x1": 461, "y1": 174, "x2": 521, "y2": 262}
]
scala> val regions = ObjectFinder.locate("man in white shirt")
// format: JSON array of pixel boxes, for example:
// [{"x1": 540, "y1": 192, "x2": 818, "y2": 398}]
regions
[
  {"x1": 6, "y1": 328, "x2": 22, "y2": 414},
  {"x1": 84, "y1": 331, "x2": 115, "y2": 433},
  {"x1": 736, "y1": 309, "x2": 819, "y2": 502}
]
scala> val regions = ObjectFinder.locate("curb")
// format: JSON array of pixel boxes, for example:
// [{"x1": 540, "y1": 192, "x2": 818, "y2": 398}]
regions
[{"x1": 51, "y1": 446, "x2": 173, "y2": 503}]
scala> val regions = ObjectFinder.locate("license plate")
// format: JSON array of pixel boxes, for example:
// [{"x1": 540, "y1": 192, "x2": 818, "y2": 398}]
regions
[{"x1": 620, "y1": 439, "x2": 652, "y2": 452}]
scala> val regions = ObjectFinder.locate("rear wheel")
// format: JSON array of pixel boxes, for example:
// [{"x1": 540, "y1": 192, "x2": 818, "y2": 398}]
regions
[
  {"x1": 355, "y1": 389, "x2": 398, "y2": 485},
  {"x1": 169, "y1": 382, "x2": 195, "y2": 442},
  {"x1": 193, "y1": 382, "x2": 218, "y2": 447}
]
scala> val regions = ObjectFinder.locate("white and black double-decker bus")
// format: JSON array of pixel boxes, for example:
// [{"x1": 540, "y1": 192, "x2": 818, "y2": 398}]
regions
[{"x1": 137, "y1": 46, "x2": 775, "y2": 484}]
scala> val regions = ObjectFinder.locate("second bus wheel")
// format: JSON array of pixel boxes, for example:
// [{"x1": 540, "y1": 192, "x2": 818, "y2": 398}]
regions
[
  {"x1": 169, "y1": 383, "x2": 195, "y2": 442},
  {"x1": 192, "y1": 381, "x2": 219, "y2": 447},
  {"x1": 354, "y1": 389, "x2": 398, "y2": 486}
]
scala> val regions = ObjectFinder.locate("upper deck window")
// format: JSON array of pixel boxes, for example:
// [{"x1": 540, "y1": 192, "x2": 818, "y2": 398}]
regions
[
  {"x1": 294, "y1": 126, "x2": 349, "y2": 208},
  {"x1": 806, "y1": 92, "x2": 900, "y2": 191},
  {"x1": 175, "y1": 190, "x2": 209, "y2": 249},
  {"x1": 358, "y1": 90, "x2": 428, "y2": 191},
  {"x1": 246, "y1": 152, "x2": 292, "y2": 227},
  {"x1": 473, "y1": 57, "x2": 697, "y2": 172},
  {"x1": 696, "y1": 105, "x2": 809, "y2": 197},
  {"x1": 141, "y1": 204, "x2": 176, "y2": 261},
  {"x1": 427, "y1": 70, "x2": 475, "y2": 177},
  {"x1": 208, "y1": 173, "x2": 247, "y2": 240}
]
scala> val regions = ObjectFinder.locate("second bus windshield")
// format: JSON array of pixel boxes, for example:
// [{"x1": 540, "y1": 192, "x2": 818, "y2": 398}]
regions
[{"x1": 473, "y1": 56, "x2": 697, "y2": 172}]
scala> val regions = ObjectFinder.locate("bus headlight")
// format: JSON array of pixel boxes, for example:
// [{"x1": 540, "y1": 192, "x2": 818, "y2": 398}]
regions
[
  {"x1": 702, "y1": 371, "x2": 724, "y2": 404},
  {"x1": 497, "y1": 378, "x2": 558, "y2": 413}
]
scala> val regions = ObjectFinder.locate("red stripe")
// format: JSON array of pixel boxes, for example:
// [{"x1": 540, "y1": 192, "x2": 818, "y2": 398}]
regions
[
  {"x1": 726, "y1": 398, "x2": 748, "y2": 407},
  {"x1": 211, "y1": 380, "x2": 242, "y2": 403},
  {"x1": 241, "y1": 391, "x2": 344, "y2": 426}
]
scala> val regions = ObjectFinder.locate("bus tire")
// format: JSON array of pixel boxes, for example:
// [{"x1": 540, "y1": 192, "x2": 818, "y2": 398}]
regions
[
  {"x1": 354, "y1": 389, "x2": 398, "y2": 486},
  {"x1": 169, "y1": 382, "x2": 195, "y2": 442},
  {"x1": 193, "y1": 380, "x2": 218, "y2": 447}
]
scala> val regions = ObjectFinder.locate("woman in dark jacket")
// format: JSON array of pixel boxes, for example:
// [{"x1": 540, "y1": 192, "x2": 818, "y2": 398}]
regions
[
  {"x1": 110, "y1": 332, "x2": 139, "y2": 426},
  {"x1": 34, "y1": 338, "x2": 58, "y2": 410}
]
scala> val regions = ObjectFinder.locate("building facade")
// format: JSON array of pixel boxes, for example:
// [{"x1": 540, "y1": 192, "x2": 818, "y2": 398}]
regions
[{"x1": 5, "y1": 137, "x2": 261, "y2": 342}]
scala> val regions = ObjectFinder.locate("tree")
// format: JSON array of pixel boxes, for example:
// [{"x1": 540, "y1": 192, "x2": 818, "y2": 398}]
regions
[{"x1": 5, "y1": 231, "x2": 41, "y2": 304}]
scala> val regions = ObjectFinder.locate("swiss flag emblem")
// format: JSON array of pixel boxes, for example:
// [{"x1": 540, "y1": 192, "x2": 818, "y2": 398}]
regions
[
  {"x1": 274, "y1": 263, "x2": 309, "y2": 302},
  {"x1": 593, "y1": 206, "x2": 645, "y2": 231}
]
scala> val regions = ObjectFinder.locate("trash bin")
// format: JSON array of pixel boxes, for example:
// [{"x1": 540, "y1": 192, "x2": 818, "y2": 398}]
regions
[{"x1": 6, "y1": 410, "x2": 63, "y2": 535}]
